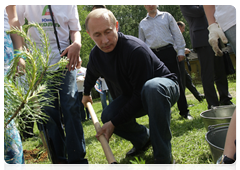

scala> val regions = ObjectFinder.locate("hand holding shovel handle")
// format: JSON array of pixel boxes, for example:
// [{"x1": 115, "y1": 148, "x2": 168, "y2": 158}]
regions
[{"x1": 86, "y1": 102, "x2": 117, "y2": 164}]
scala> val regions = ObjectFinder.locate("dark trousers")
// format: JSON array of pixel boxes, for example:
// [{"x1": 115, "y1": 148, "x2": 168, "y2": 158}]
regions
[
  {"x1": 41, "y1": 69, "x2": 88, "y2": 164},
  {"x1": 195, "y1": 46, "x2": 232, "y2": 109},
  {"x1": 78, "y1": 92, "x2": 91, "y2": 121},
  {"x1": 178, "y1": 60, "x2": 202, "y2": 101},
  {"x1": 152, "y1": 46, "x2": 189, "y2": 116}
]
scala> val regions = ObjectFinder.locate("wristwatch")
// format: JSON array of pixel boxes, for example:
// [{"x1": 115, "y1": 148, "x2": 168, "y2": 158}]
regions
[{"x1": 216, "y1": 155, "x2": 238, "y2": 169}]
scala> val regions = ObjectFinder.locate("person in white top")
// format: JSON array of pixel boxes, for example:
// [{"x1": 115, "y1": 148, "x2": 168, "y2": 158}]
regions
[
  {"x1": 16, "y1": 5, "x2": 88, "y2": 164},
  {"x1": 76, "y1": 63, "x2": 91, "y2": 121},
  {"x1": 97, "y1": 77, "x2": 113, "y2": 110},
  {"x1": 203, "y1": 5, "x2": 236, "y2": 55}
]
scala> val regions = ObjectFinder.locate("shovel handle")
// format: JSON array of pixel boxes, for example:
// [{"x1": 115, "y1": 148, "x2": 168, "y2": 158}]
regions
[{"x1": 86, "y1": 102, "x2": 117, "y2": 164}]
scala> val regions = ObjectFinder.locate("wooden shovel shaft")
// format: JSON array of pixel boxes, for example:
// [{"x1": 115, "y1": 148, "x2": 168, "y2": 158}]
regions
[{"x1": 86, "y1": 102, "x2": 117, "y2": 164}]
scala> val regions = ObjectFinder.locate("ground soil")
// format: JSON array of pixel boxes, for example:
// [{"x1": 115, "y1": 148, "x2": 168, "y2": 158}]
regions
[{"x1": 23, "y1": 148, "x2": 49, "y2": 163}]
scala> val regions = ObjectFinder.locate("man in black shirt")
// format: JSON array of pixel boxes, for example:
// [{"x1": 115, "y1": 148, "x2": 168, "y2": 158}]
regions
[{"x1": 82, "y1": 8, "x2": 179, "y2": 164}]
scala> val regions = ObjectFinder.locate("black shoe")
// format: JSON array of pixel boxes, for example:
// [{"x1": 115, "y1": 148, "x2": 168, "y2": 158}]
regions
[
  {"x1": 154, "y1": 153, "x2": 176, "y2": 164},
  {"x1": 154, "y1": 159, "x2": 176, "y2": 170},
  {"x1": 181, "y1": 112, "x2": 193, "y2": 120},
  {"x1": 126, "y1": 138, "x2": 151, "y2": 157},
  {"x1": 197, "y1": 94, "x2": 205, "y2": 102}
]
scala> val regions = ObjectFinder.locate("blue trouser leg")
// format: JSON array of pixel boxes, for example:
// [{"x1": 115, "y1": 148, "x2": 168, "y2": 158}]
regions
[
  {"x1": 43, "y1": 69, "x2": 87, "y2": 164},
  {"x1": 101, "y1": 96, "x2": 150, "y2": 150},
  {"x1": 107, "y1": 90, "x2": 113, "y2": 104},
  {"x1": 100, "y1": 91, "x2": 107, "y2": 110},
  {"x1": 153, "y1": 48, "x2": 189, "y2": 116},
  {"x1": 141, "y1": 78, "x2": 179, "y2": 163},
  {"x1": 78, "y1": 92, "x2": 86, "y2": 121},
  {"x1": 101, "y1": 77, "x2": 179, "y2": 163}
]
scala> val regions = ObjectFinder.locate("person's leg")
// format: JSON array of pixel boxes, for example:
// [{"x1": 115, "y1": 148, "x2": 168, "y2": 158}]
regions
[
  {"x1": 153, "y1": 48, "x2": 189, "y2": 117},
  {"x1": 78, "y1": 92, "x2": 86, "y2": 121},
  {"x1": 178, "y1": 60, "x2": 186, "y2": 91},
  {"x1": 141, "y1": 77, "x2": 179, "y2": 164},
  {"x1": 101, "y1": 96, "x2": 150, "y2": 150},
  {"x1": 42, "y1": 81, "x2": 67, "y2": 163},
  {"x1": 59, "y1": 69, "x2": 88, "y2": 164},
  {"x1": 100, "y1": 90, "x2": 107, "y2": 110},
  {"x1": 107, "y1": 90, "x2": 113, "y2": 104},
  {"x1": 213, "y1": 54, "x2": 232, "y2": 105},
  {"x1": 185, "y1": 69, "x2": 203, "y2": 101},
  {"x1": 86, "y1": 107, "x2": 91, "y2": 120},
  {"x1": 196, "y1": 46, "x2": 219, "y2": 109},
  {"x1": 4, "y1": 120, "x2": 25, "y2": 164},
  {"x1": 224, "y1": 25, "x2": 236, "y2": 55}
]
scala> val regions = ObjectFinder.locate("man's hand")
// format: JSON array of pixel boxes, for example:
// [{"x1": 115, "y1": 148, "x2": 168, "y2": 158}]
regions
[
  {"x1": 208, "y1": 23, "x2": 228, "y2": 56},
  {"x1": 178, "y1": 55, "x2": 185, "y2": 62},
  {"x1": 61, "y1": 41, "x2": 81, "y2": 71},
  {"x1": 15, "y1": 58, "x2": 26, "y2": 76},
  {"x1": 96, "y1": 121, "x2": 115, "y2": 143},
  {"x1": 185, "y1": 48, "x2": 191, "y2": 55},
  {"x1": 82, "y1": 95, "x2": 93, "y2": 108}
]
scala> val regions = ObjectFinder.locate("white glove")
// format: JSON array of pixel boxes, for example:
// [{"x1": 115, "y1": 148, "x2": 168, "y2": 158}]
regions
[{"x1": 208, "y1": 23, "x2": 228, "y2": 56}]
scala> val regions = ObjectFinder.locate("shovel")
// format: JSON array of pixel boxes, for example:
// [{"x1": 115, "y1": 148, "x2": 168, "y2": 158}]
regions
[{"x1": 86, "y1": 102, "x2": 117, "y2": 164}]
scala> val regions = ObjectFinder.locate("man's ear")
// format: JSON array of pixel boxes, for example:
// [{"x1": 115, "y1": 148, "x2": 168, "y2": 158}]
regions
[{"x1": 116, "y1": 21, "x2": 119, "y2": 32}]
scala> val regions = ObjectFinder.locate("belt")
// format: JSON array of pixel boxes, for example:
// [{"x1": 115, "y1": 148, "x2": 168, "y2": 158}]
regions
[{"x1": 151, "y1": 44, "x2": 173, "y2": 52}]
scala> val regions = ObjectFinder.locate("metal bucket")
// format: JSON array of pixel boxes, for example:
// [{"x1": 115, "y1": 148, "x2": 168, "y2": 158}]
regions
[
  {"x1": 200, "y1": 105, "x2": 235, "y2": 131},
  {"x1": 205, "y1": 125, "x2": 228, "y2": 163}
]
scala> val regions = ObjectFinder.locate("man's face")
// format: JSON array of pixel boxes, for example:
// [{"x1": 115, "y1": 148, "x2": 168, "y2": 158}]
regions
[
  {"x1": 87, "y1": 14, "x2": 118, "y2": 53},
  {"x1": 144, "y1": 5, "x2": 158, "y2": 13},
  {"x1": 179, "y1": 25, "x2": 185, "y2": 33}
]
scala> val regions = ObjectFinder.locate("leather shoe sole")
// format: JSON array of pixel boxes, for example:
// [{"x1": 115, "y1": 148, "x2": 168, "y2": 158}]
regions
[{"x1": 126, "y1": 138, "x2": 151, "y2": 157}]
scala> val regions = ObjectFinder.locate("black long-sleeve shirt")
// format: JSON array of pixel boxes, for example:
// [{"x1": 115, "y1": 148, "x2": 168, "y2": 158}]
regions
[{"x1": 84, "y1": 32, "x2": 177, "y2": 127}]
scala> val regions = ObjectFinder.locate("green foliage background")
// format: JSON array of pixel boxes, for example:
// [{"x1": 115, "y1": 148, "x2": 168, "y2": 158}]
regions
[
  {"x1": 77, "y1": 5, "x2": 191, "y2": 68},
  {"x1": 77, "y1": 5, "x2": 191, "y2": 98}
]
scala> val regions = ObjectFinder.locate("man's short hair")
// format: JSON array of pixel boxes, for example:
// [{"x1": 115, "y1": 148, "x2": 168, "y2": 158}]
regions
[
  {"x1": 85, "y1": 8, "x2": 117, "y2": 32},
  {"x1": 177, "y1": 21, "x2": 185, "y2": 27},
  {"x1": 92, "y1": 5, "x2": 106, "y2": 10}
]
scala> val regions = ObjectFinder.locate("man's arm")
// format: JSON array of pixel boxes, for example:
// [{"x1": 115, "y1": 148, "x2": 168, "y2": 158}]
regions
[
  {"x1": 138, "y1": 23, "x2": 146, "y2": 42},
  {"x1": 61, "y1": 30, "x2": 81, "y2": 71},
  {"x1": 6, "y1": 5, "x2": 25, "y2": 74},
  {"x1": 203, "y1": 5, "x2": 216, "y2": 25},
  {"x1": 6, "y1": 5, "x2": 23, "y2": 51},
  {"x1": 168, "y1": 13, "x2": 185, "y2": 61},
  {"x1": 203, "y1": 5, "x2": 228, "y2": 56}
]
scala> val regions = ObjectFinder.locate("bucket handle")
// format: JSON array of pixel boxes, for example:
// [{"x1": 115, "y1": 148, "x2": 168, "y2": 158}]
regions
[{"x1": 208, "y1": 123, "x2": 230, "y2": 131}]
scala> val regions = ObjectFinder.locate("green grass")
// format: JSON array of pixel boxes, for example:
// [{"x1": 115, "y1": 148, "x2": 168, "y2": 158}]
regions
[{"x1": 22, "y1": 79, "x2": 236, "y2": 164}]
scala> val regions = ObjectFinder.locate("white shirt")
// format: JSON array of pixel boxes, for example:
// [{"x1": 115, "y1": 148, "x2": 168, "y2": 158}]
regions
[
  {"x1": 99, "y1": 78, "x2": 109, "y2": 91},
  {"x1": 16, "y1": 5, "x2": 81, "y2": 69},
  {"x1": 76, "y1": 67, "x2": 86, "y2": 92},
  {"x1": 214, "y1": 5, "x2": 236, "y2": 32},
  {"x1": 139, "y1": 10, "x2": 185, "y2": 56}
]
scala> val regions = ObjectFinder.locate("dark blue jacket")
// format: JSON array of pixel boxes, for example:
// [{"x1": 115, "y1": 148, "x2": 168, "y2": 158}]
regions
[
  {"x1": 180, "y1": 5, "x2": 210, "y2": 48},
  {"x1": 84, "y1": 32, "x2": 177, "y2": 126}
]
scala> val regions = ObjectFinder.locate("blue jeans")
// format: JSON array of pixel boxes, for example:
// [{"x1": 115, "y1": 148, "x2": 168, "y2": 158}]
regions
[
  {"x1": 100, "y1": 90, "x2": 113, "y2": 110},
  {"x1": 101, "y1": 77, "x2": 179, "y2": 163},
  {"x1": 78, "y1": 92, "x2": 91, "y2": 120},
  {"x1": 225, "y1": 25, "x2": 236, "y2": 55},
  {"x1": 42, "y1": 69, "x2": 87, "y2": 164}
]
